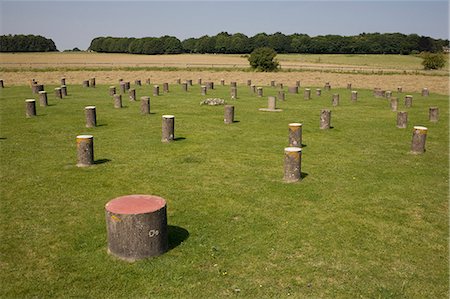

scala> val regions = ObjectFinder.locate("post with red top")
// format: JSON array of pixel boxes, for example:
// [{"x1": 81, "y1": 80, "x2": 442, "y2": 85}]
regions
[{"x1": 105, "y1": 194, "x2": 168, "y2": 261}]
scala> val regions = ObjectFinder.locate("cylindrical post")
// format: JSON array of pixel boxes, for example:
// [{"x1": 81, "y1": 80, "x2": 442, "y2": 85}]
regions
[
  {"x1": 198, "y1": 78, "x2": 202, "y2": 85},
  {"x1": 224, "y1": 105, "x2": 235, "y2": 124},
  {"x1": 332, "y1": 94, "x2": 339, "y2": 106},
  {"x1": 32, "y1": 84, "x2": 44, "y2": 94},
  {"x1": 295, "y1": 80, "x2": 300, "y2": 87},
  {"x1": 182, "y1": 83, "x2": 188, "y2": 92},
  {"x1": 351, "y1": 91, "x2": 358, "y2": 102},
  {"x1": 25, "y1": 99, "x2": 36, "y2": 117},
  {"x1": 284, "y1": 147, "x2": 302, "y2": 183},
  {"x1": 324, "y1": 82, "x2": 331, "y2": 91},
  {"x1": 146, "y1": 78, "x2": 151, "y2": 85},
  {"x1": 277, "y1": 83, "x2": 283, "y2": 89},
  {"x1": 54, "y1": 87, "x2": 62, "y2": 99},
  {"x1": 60, "y1": 77, "x2": 66, "y2": 86},
  {"x1": 85, "y1": 106, "x2": 97, "y2": 128},
  {"x1": 129, "y1": 89, "x2": 136, "y2": 101},
  {"x1": 125, "y1": 82, "x2": 130, "y2": 91},
  {"x1": 397, "y1": 86, "x2": 403, "y2": 93},
  {"x1": 270, "y1": 80, "x2": 275, "y2": 87},
  {"x1": 267, "y1": 96, "x2": 277, "y2": 110},
  {"x1": 90, "y1": 77, "x2": 96, "y2": 88},
  {"x1": 187, "y1": 80, "x2": 193, "y2": 86},
  {"x1": 304, "y1": 88, "x2": 311, "y2": 100},
  {"x1": 140, "y1": 96, "x2": 150, "y2": 114},
  {"x1": 288, "y1": 86, "x2": 298, "y2": 94},
  {"x1": 411, "y1": 126, "x2": 427, "y2": 154},
  {"x1": 206, "y1": 81, "x2": 214, "y2": 90},
  {"x1": 405, "y1": 95, "x2": 413, "y2": 108},
  {"x1": 231, "y1": 81, "x2": 237, "y2": 88},
  {"x1": 288, "y1": 123, "x2": 302, "y2": 147},
  {"x1": 76, "y1": 135, "x2": 94, "y2": 167},
  {"x1": 422, "y1": 88, "x2": 429, "y2": 97},
  {"x1": 231, "y1": 87, "x2": 237, "y2": 99},
  {"x1": 176, "y1": 78, "x2": 181, "y2": 84},
  {"x1": 385, "y1": 91, "x2": 392, "y2": 99},
  {"x1": 153, "y1": 85, "x2": 160, "y2": 96},
  {"x1": 0, "y1": 79, "x2": 3, "y2": 88},
  {"x1": 320, "y1": 109, "x2": 331, "y2": 129},
  {"x1": 251, "y1": 85, "x2": 256, "y2": 93},
  {"x1": 347, "y1": 83, "x2": 352, "y2": 90},
  {"x1": 109, "y1": 86, "x2": 116, "y2": 96},
  {"x1": 135, "y1": 79, "x2": 141, "y2": 86},
  {"x1": 257, "y1": 87, "x2": 263, "y2": 97},
  {"x1": 397, "y1": 111, "x2": 408, "y2": 128},
  {"x1": 113, "y1": 94, "x2": 122, "y2": 108},
  {"x1": 278, "y1": 90, "x2": 285, "y2": 101},
  {"x1": 119, "y1": 78, "x2": 123, "y2": 83},
  {"x1": 162, "y1": 115, "x2": 175, "y2": 142},
  {"x1": 163, "y1": 83, "x2": 169, "y2": 93},
  {"x1": 316, "y1": 89, "x2": 322, "y2": 96},
  {"x1": 221, "y1": 79, "x2": 225, "y2": 86},
  {"x1": 105, "y1": 194, "x2": 168, "y2": 261},
  {"x1": 83, "y1": 80, "x2": 90, "y2": 88},
  {"x1": 429, "y1": 107, "x2": 439, "y2": 122},
  {"x1": 38, "y1": 91, "x2": 48, "y2": 107},
  {"x1": 247, "y1": 79, "x2": 251, "y2": 86},
  {"x1": 390, "y1": 97, "x2": 398, "y2": 111},
  {"x1": 61, "y1": 85, "x2": 67, "y2": 97},
  {"x1": 119, "y1": 82, "x2": 126, "y2": 94},
  {"x1": 201, "y1": 85, "x2": 207, "y2": 96}
]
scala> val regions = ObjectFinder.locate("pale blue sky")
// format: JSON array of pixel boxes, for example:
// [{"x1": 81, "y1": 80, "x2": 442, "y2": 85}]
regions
[{"x1": 0, "y1": 0, "x2": 448, "y2": 50}]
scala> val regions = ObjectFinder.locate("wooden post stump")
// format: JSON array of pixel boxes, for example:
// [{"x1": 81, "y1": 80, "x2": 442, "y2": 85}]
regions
[
  {"x1": 25, "y1": 99, "x2": 36, "y2": 117},
  {"x1": 288, "y1": 86, "x2": 298, "y2": 94},
  {"x1": 113, "y1": 94, "x2": 122, "y2": 108},
  {"x1": 105, "y1": 194, "x2": 168, "y2": 261},
  {"x1": 85, "y1": 106, "x2": 97, "y2": 128},
  {"x1": 201, "y1": 86, "x2": 207, "y2": 96},
  {"x1": 351, "y1": 91, "x2": 358, "y2": 102},
  {"x1": 61, "y1": 77, "x2": 66, "y2": 85},
  {"x1": 38, "y1": 91, "x2": 48, "y2": 107},
  {"x1": 231, "y1": 87, "x2": 237, "y2": 99},
  {"x1": 405, "y1": 95, "x2": 413, "y2": 108},
  {"x1": 288, "y1": 123, "x2": 302, "y2": 147},
  {"x1": 411, "y1": 126, "x2": 427, "y2": 154},
  {"x1": 162, "y1": 115, "x2": 175, "y2": 142},
  {"x1": 140, "y1": 96, "x2": 150, "y2": 114},
  {"x1": 129, "y1": 89, "x2": 136, "y2": 101},
  {"x1": 304, "y1": 88, "x2": 311, "y2": 100},
  {"x1": 284, "y1": 147, "x2": 302, "y2": 183},
  {"x1": 347, "y1": 83, "x2": 352, "y2": 89},
  {"x1": 296, "y1": 81, "x2": 300, "y2": 87},
  {"x1": 390, "y1": 97, "x2": 398, "y2": 111},
  {"x1": 224, "y1": 105, "x2": 234, "y2": 124},
  {"x1": 163, "y1": 83, "x2": 169, "y2": 93},
  {"x1": 90, "y1": 78, "x2": 96, "y2": 88},
  {"x1": 76, "y1": 135, "x2": 94, "y2": 167},
  {"x1": 324, "y1": 82, "x2": 331, "y2": 91},
  {"x1": 257, "y1": 87, "x2": 263, "y2": 97},
  {"x1": 397, "y1": 111, "x2": 408, "y2": 128},
  {"x1": 83, "y1": 80, "x2": 90, "y2": 88},
  {"x1": 332, "y1": 94, "x2": 339, "y2": 106},
  {"x1": 316, "y1": 89, "x2": 322, "y2": 96},
  {"x1": 278, "y1": 90, "x2": 285, "y2": 101},
  {"x1": 109, "y1": 86, "x2": 116, "y2": 96},
  {"x1": 54, "y1": 87, "x2": 62, "y2": 99},
  {"x1": 320, "y1": 109, "x2": 331, "y2": 129},
  {"x1": 153, "y1": 85, "x2": 160, "y2": 96},
  {"x1": 182, "y1": 83, "x2": 188, "y2": 92},
  {"x1": 135, "y1": 79, "x2": 141, "y2": 86},
  {"x1": 422, "y1": 88, "x2": 429, "y2": 97},
  {"x1": 61, "y1": 85, "x2": 67, "y2": 97},
  {"x1": 429, "y1": 107, "x2": 439, "y2": 122}
]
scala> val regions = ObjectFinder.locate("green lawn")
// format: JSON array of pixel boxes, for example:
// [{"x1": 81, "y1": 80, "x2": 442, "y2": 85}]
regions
[{"x1": 0, "y1": 81, "x2": 448, "y2": 298}]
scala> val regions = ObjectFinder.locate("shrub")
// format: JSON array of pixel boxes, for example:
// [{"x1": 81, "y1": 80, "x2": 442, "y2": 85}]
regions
[
  {"x1": 421, "y1": 52, "x2": 446, "y2": 70},
  {"x1": 248, "y1": 47, "x2": 279, "y2": 71}
]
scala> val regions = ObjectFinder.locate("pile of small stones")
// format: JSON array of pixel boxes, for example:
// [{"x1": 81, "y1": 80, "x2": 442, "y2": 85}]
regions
[{"x1": 200, "y1": 98, "x2": 225, "y2": 106}]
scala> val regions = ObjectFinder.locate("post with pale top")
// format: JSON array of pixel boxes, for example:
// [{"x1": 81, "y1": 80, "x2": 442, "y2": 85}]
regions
[
  {"x1": 284, "y1": 147, "x2": 302, "y2": 183},
  {"x1": 61, "y1": 85, "x2": 67, "y2": 97},
  {"x1": 76, "y1": 135, "x2": 94, "y2": 167},
  {"x1": 224, "y1": 105, "x2": 234, "y2": 124},
  {"x1": 288, "y1": 123, "x2": 302, "y2": 147},
  {"x1": 129, "y1": 89, "x2": 136, "y2": 101},
  {"x1": 304, "y1": 88, "x2": 311, "y2": 100},
  {"x1": 429, "y1": 107, "x2": 439, "y2": 122},
  {"x1": 55, "y1": 87, "x2": 62, "y2": 99},
  {"x1": 390, "y1": 97, "x2": 398, "y2": 111},
  {"x1": 85, "y1": 106, "x2": 97, "y2": 128},
  {"x1": 316, "y1": 89, "x2": 322, "y2": 96},
  {"x1": 38, "y1": 91, "x2": 48, "y2": 107},
  {"x1": 411, "y1": 126, "x2": 427, "y2": 154},
  {"x1": 153, "y1": 85, "x2": 160, "y2": 96},
  {"x1": 405, "y1": 95, "x2": 413, "y2": 108},
  {"x1": 163, "y1": 83, "x2": 169, "y2": 93},
  {"x1": 422, "y1": 88, "x2": 429, "y2": 97},
  {"x1": 25, "y1": 99, "x2": 36, "y2": 117},
  {"x1": 257, "y1": 87, "x2": 263, "y2": 97},
  {"x1": 351, "y1": 91, "x2": 358, "y2": 102},
  {"x1": 113, "y1": 94, "x2": 122, "y2": 108},
  {"x1": 109, "y1": 86, "x2": 116, "y2": 96},
  {"x1": 162, "y1": 115, "x2": 175, "y2": 142},
  {"x1": 320, "y1": 109, "x2": 331, "y2": 129}
]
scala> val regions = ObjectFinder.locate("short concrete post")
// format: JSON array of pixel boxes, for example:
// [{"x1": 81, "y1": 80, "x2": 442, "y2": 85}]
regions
[
  {"x1": 268, "y1": 96, "x2": 276, "y2": 110},
  {"x1": 284, "y1": 147, "x2": 302, "y2": 183},
  {"x1": 187, "y1": 80, "x2": 192, "y2": 86},
  {"x1": 182, "y1": 83, "x2": 188, "y2": 92},
  {"x1": 76, "y1": 135, "x2": 94, "y2": 167},
  {"x1": 162, "y1": 115, "x2": 175, "y2": 142},
  {"x1": 61, "y1": 85, "x2": 67, "y2": 97},
  {"x1": 90, "y1": 77, "x2": 96, "y2": 88},
  {"x1": 221, "y1": 79, "x2": 225, "y2": 86},
  {"x1": 163, "y1": 83, "x2": 169, "y2": 93},
  {"x1": 55, "y1": 87, "x2": 62, "y2": 99},
  {"x1": 176, "y1": 78, "x2": 181, "y2": 84},
  {"x1": 247, "y1": 79, "x2": 251, "y2": 86},
  {"x1": 405, "y1": 95, "x2": 413, "y2": 108},
  {"x1": 83, "y1": 80, "x2": 90, "y2": 88},
  {"x1": 61, "y1": 77, "x2": 66, "y2": 86},
  {"x1": 316, "y1": 89, "x2": 322, "y2": 96},
  {"x1": 231, "y1": 87, "x2": 237, "y2": 99},
  {"x1": 351, "y1": 91, "x2": 358, "y2": 102},
  {"x1": 38, "y1": 91, "x2": 48, "y2": 107},
  {"x1": 113, "y1": 94, "x2": 122, "y2": 108},
  {"x1": 25, "y1": 99, "x2": 36, "y2": 117},
  {"x1": 397, "y1": 86, "x2": 403, "y2": 93},
  {"x1": 109, "y1": 86, "x2": 116, "y2": 96},
  {"x1": 119, "y1": 82, "x2": 126, "y2": 94},
  {"x1": 250, "y1": 85, "x2": 256, "y2": 93},
  {"x1": 332, "y1": 94, "x2": 339, "y2": 106},
  {"x1": 324, "y1": 82, "x2": 331, "y2": 91},
  {"x1": 105, "y1": 194, "x2": 168, "y2": 261},
  {"x1": 140, "y1": 96, "x2": 150, "y2": 114},
  {"x1": 390, "y1": 97, "x2": 398, "y2": 111},
  {"x1": 85, "y1": 106, "x2": 97, "y2": 128},
  {"x1": 32, "y1": 84, "x2": 44, "y2": 94},
  {"x1": 295, "y1": 81, "x2": 300, "y2": 87},
  {"x1": 422, "y1": 88, "x2": 429, "y2": 97},
  {"x1": 320, "y1": 109, "x2": 331, "y2": 129},
  {"x1": 278, "y1": 90, "x2": 285, "y2": 101},
  {"x1": 347, "y1": 83, "x2": 352, "y2": 90},
  {"x1": 135, "y1": 79, "x2": 141, "y2": 86},
  {"x1": 201, "y1": 85, "x2": 207, "y2": 96},
  {"x1": 397, "y1": 111, "x2": 408, "y2": 128},
  {"x1": 224, "y1": 105, "x2": 234, "y2": 124},
  {"x1": 277, "y1": 83, "x2": 283, "y2": 89},
  {"x1": 146, "y1": 78, "x2": 151, "y2": 85},
  {"x1": 429, "y1": 107, "x2": 439, "y2": 122},
  {"x1": 206, "y1": 81, "x2": 214, "y2": 90},
  {"x1": 304, "y1": 88, "x2": 311, "y2": 100},
  {"x1": 153, "y1": 85, "x2": 160, "y2": 96},
  {"x1": 198, "y1": 78, "x2": 202, "y2": 85},
  {"x1": 231, "y1": 81, "x2": 237, "y2": 88},
  {"x1": 288, "y1": 86, "x2": 298, "y2": 94},
  {"x1": 270, "y1": 80, "x2": 275, "y2": 87},
  {"x1": 385, "y1": 91, "x2": 392, "y2": 99},
  {"x1": 125, "y1": 82, "x2": 130, "y2": 91},
  {"x1": 129, "y1": 89, "x2": 136, "y2": 101},
  {"x1": 288, "y1": 123, "x2": 302, "y2": 147},
  {"x1": 257, "y1": 87, "x2": 263, "y2": 97},
  {"x1": 411, "y1": 126, "x2": 427, "y2": 154}
]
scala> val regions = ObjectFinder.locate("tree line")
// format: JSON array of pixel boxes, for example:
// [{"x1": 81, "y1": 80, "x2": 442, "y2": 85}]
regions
[
  {"x1": 88, "y1": 32, "x2": 449, "y2": 55},
  {"x1": 0, "y1": 34, "x2": 58, "y2": 52}
]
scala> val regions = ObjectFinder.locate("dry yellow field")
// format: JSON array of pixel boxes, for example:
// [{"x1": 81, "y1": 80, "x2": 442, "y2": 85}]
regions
[{"x1": 1, "y1": 52, "x2": 448, "y2": 94}]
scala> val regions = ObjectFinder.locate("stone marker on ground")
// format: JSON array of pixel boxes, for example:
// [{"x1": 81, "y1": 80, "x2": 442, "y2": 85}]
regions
[
  {"x1": 422, "y1": 88, "x2": 429, "y2": 97},
  {"x1": 206, "y1": 81, "x2": 214, "y2": 90},
  {"x1": 119, "y1": 82, "x2": 126, "y2": 94},
  {"x1": 224, "y1": 105, "x2": 235, "y2": 124},
  {"x1": 125, "y1": 82, "x2": 131, "y2": 91},
  {"x1": 397, "y1": 111, "x2": 408, "y2": 128},
  {"x1": 390, "y1": 97, "x2": 398, "y2": 111},
  {"x1": 61, "y1": 85, "x2": 67, "y2": 97},
  {"x1": 405, "y1": 95, "x2": 413, "y2": 108},
  {"x1": 324, "y1": 82, "x2": 331, "y2": 91},
  {"x1": 270, "y1": 80, "x2": 275, "y2": 87},
  {"x1": 332, "y1": 94, "x2": 339, "y2": 106},
  {"x1": 90, "y1": 78, "x2": 96, "y2": 88},
  {"x1": 201, "y1": 85, "x2": 207, "y2": 96},
  {"x1": 163, "y1": 83, "x2": 169, "y2": 93},
  {"x1": 351, "y1": 91, "x2": 358, "y2": 102},
  {"x1": 162, "y1": 115, "x2": 175, "y2": 142},
  {"x1": 198, "y1": 78, "x2": 202, "y2": 85},
  {"x1": 231, "y1": 87, "x2": 237, "y2": 99},
  {"x1": 25, "y1": 99, "x2": 36, "y2": 117},
  {"x1": 32, "y1": 84, "x2": 44, "y2": 94},
  {"x1": 288, "y1": 86, "x2": 298, "y2": 94},
  {"x1": 129, "y1": 89, "x2": 136, "y2": 101},
  {"x1": 176, "y1": 78, "x2": 181, "y2": 84},
  {"x1": 429, "y1": 107, "x2": 439, "y2": 122},
  {"x1": 259, "y1": 96, "x2": 282, "y2": 112},
  {"x1": 288, "y1": 123, "x2": 302, "y2": 147},
  {"x1": 231, "y1": 81, "x2": 237, "y2": 88},
  {"x1": 411, "y1": 126, "x2": 427, "y2": 154},
  {"x1": 385, "y1": 91, "x2": 392, "y2": 99},
  {"x1": 257, "y1": 87, "x2": 263, "y2": 97},
  {"x1": 0, "y1": 79, "x2": 3, "y2": 88},
  {"x1": 76, "y1": 135, "x2": 94, "y2": 167},
  {"x1": 153, "y1": 85, "x2": 160, "y2": 96},
  {"x1": 251, "y1": 85, "x2": 256, "y2": 93},
  {"x1": 277, "y1": 83, "x2": 283, "y2": 89},
  {"x1": 113, "y1": 94, "x2": 122, "y2": 108},
  {"x1": 38, "y1": 91, "x2": 48, "y2": 107},
  {"x1": 105, "y1": 194, "x2": 168, "y2": 262},
  {"x1": 55, "y1": 87, "x2": 62, "y2": 99},
  {"x1": 320, "y1": 109, "x2": 331, "y2": 129},
  {"x1": 135, "y1": 79, "x2": 141, "y2": 86},
  {"x1": 140, "y1": 96, "x2": 150, "y2": 114},
  {"x1": 187, "y1": 80, "x2": 193, "y2": 86},
  {"x1": 182, "y1": 83, "x2": 188, "y2": 92},
  {"x1": 83, "y1": 80, "x2": 89, "y2": 88},
  {"x1": 304, "y1": 88, "x2": 311, "y2": 100},
  {"x1": 284, "y1": 147, "x2": 302, "y2": 183},
  {"x1": 85, "y1": 106, "x2": 97, "y2": 128}
]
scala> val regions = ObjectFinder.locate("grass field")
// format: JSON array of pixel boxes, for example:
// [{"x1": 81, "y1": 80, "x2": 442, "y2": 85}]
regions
[{"x1": 0, "y1": 81, "x2": 448, "y2": 297}]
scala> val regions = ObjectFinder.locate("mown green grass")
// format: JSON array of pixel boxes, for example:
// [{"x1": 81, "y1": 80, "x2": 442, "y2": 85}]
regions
[{"x1": 0, "y1": 81, "x2": 448, "y2": 298}]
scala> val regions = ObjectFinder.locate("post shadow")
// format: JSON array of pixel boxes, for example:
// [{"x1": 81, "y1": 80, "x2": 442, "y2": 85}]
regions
[
  {"x1": 94, "y1": 158, "x2": 111, "y2": 165},
  {"x1": 168, "y1": 225, "x2": 189, "y2": 250}
]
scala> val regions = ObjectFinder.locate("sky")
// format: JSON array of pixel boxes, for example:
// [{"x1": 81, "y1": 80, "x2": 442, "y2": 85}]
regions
[{"x1": 0, "y1": 0, "x2": 449, "y2": 51}]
